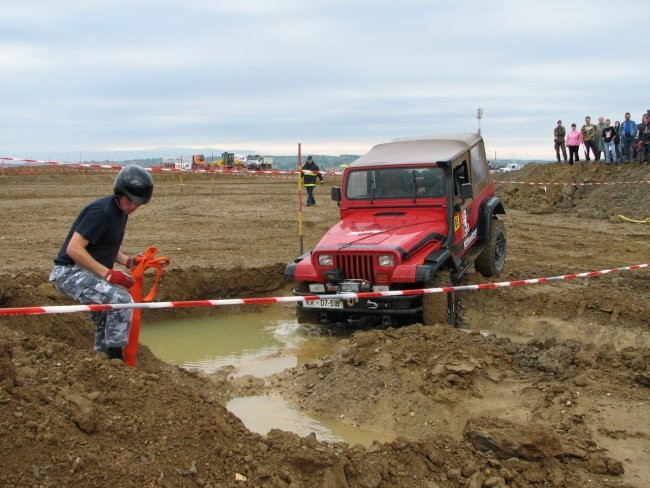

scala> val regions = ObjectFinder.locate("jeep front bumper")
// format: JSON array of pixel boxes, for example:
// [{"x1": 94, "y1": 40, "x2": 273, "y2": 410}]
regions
[{"x1": 293, "y1": 290, "x2": 422, "y2": 315}]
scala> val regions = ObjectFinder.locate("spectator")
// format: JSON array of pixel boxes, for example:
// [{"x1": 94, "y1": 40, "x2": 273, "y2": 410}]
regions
[
  {"x1": 566, "y1": 123, "x2": 582, "y2": 165},
  {"x1": 620, "y1": 112, "x2": 638, "y2": 163},
  {"x1": 596, "y1": 116, "x2": 606, "y2": 161},
  {"x1": 553, "y1": 120, "x2": 567, "y2": 162},
  {"x1": 580, "y1": 116, "x2": 599, "y2": 162},
  {"x1": 613, "y1": 120, "x2": 622, "y2": 160},
  {"x1": 638, "y1": 113, "x2": 650, "y2": 164},
  {"x1": 601, "y1": 119, "x2": 617, "y2": 165}
]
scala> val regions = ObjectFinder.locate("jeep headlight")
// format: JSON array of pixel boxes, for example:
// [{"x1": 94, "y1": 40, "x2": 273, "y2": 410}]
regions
[
  {"x1": 318, "y1": 254, "x2": 334, "y2": 266},
  {"x1": 377, "y1": 255, "x2": 394, "y2": 267}
]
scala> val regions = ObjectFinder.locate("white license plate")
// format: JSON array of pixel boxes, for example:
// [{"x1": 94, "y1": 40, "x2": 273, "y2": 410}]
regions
[{"x1": 303, "y1": 298, "x2": 343, "y2": 309}]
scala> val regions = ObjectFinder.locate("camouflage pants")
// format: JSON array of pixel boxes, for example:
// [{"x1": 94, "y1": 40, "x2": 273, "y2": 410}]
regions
[{"x1": 49, "y1": 265, "x2": 133, "y2": 353}]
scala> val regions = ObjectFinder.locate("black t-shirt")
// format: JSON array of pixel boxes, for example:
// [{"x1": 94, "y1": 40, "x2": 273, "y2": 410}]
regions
[
  {"x1": 601, "y1": 126, "x2": 616, "y2": 143},
  {"x1": 54, "y1": 196, "x2": 128, "y2": 268}
]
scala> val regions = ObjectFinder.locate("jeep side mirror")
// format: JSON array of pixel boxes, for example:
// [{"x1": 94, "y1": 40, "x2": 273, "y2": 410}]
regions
[
  {"x1": 460, "y1": 183, "x2": 473, "y2": 200},
  {"x1": 331, "y1": 187, "x2": 341, "y2": 202}
]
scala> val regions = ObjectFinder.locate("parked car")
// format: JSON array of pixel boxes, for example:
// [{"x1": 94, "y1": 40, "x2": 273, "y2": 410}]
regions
[{"x1": 498, "y1": 163, "x2": 522, "y2": 172}]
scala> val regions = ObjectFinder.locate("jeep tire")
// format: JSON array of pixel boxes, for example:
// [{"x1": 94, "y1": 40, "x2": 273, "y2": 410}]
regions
[
  {"x1": 294, "y1": 282, "x2": 319, "y2": 324},
  {"x1": 422, "y1": 275, "x2": 458, "y2": 326},
  {"x1": 475, "y1": 219, "x2": 506, "y2": 278},
  {"x1": 296, "y1": 305, "x2": 319, "y2": 324}
]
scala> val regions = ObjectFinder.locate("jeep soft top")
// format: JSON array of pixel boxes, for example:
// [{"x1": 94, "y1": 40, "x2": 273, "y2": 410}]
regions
[{"x1": 352, "y1": 133, "x2": 482, "y2": 166}]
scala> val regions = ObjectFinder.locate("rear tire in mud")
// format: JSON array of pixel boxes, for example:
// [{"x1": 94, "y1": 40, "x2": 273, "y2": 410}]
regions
[
  {"x1": 422, "y1": 275, "x2": 458, "y2": 326},
  {"x1": 475, "y1": 219, "x2": 506, "y2": 278}
]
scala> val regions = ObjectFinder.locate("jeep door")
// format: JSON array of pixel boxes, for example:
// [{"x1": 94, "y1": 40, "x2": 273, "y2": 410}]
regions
[{"x1": 451, "y1": 154, "x2": 479, "y2": 253}]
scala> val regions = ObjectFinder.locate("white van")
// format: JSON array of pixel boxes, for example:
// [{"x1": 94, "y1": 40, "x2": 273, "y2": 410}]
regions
[{"x1": 498, "y1": 163, "x2": 522, "y2": 172}]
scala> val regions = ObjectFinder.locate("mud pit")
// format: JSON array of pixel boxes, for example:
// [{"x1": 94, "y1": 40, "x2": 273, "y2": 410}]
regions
[{"x1": 1, "y1": 163, "x2": 649, "y2": 487}]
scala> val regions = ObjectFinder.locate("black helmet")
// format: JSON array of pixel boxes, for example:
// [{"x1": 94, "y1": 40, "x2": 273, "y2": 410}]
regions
[{"x1": 114, "y1": 165, "x2": 154, "y2": 204}]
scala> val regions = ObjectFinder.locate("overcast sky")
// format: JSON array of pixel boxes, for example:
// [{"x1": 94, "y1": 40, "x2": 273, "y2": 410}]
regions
[{"x1": 2, "y1": 0, "x2": 649, "y2": 162}]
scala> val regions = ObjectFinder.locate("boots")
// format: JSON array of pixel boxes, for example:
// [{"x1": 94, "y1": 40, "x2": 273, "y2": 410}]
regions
[{"x1": 106, "y1": 347, "x2": 124, "y2": 360}]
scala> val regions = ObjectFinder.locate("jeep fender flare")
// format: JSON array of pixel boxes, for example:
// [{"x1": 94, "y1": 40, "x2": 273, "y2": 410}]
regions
[
  {"x1": 478, "y1": 196, "x2": 505, "y2": 241},
  {"x1": 420, "y1": 249, "x2": 454, "y2": 281},
  {"x1": 284, "y1": 251, "x2": 312, "y2": 280}
]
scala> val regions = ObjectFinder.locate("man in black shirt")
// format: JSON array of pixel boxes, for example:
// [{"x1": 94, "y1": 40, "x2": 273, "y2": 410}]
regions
[
  {"x1": 601, "y1": 119, "x2": 617, "y2": 164},
  {"x1": 49, "y1": 165, "x2": 154, "y2": 360}
]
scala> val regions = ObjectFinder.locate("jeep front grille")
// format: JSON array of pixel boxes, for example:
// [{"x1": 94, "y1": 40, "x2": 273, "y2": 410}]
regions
[{"x1": 335, "y1": 254, "x2": 376, "y2": 282}]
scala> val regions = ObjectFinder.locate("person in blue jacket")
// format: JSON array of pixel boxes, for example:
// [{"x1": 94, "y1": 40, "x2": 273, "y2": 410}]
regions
[{"x1": 620, "y1": 112, "x2": 638, "y2": 163}]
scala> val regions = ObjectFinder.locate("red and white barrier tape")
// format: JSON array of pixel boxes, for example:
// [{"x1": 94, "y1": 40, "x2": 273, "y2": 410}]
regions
[
  {"x1": 494, "y1": 180, "x2": 650, "y2": 186},
  {"x1": 1, "y1": 157, "x2": 343, "y2": 177},
  {"x1": 0, "y1": 263, "x2": 646, "y2": 316},
  {"x1": 2, "y1": 157, "x2": 178, "y2": 173}
]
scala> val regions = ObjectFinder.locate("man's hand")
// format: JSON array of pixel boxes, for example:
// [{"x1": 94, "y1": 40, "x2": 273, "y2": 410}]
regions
[
  {"x1": 125, "y1": 253, "x2": 143, "y2": 269},
  {"x1": 104, "y1": 269, "x2": 135, "y2": 288}
]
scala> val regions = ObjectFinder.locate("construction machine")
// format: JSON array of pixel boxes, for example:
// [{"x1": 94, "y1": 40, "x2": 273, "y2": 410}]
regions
[{"x1": 191, "y1": 154, "x2": 206, "y2": 170}]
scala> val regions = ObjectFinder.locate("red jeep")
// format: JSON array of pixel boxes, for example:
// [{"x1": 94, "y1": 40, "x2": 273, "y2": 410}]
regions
[{"x1": 284, "y1": 133, "x2": 506, "y2": 326}]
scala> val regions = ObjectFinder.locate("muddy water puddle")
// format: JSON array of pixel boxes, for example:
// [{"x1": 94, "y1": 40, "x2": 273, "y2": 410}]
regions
[
  {"x1": 140, "y1": 307, "x2": 304, "y2": 374},
  {"x1": 141, "y1": 306, "x2": 394, "y2": 446},
  {"x1": 227, "y1": 395, "x2": 394, "y2": 446}
]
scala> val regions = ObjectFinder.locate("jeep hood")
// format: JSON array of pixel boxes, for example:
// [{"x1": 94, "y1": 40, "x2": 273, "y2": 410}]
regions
[{"x1": 315, "y1": 213, "x2": 447, "y2": 256}]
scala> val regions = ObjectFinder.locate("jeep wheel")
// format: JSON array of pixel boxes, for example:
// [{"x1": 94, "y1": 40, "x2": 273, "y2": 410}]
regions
[
  {"x1": 475, "y1": 219, "x2": 506, "y2": 278},
  {"x1": 296, "y1": 305, "x2": 319, "y2": 324},
  {"x1": 422, "y1": 276, "x2": 458, "y2": 326},
  {"x1": 294, "y1": 282, "x2": 319, "y2": 324}
]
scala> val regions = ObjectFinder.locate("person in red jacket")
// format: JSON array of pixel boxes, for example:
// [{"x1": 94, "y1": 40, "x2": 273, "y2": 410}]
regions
[{"x1": 49, "y1": 165, "x2": 154, "y2": 360}]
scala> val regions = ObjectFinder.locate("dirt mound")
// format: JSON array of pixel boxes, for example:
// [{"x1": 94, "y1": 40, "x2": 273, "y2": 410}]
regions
[
  {"x1": 495, "y1": 162, "x2": 650, "y2": 221},
  {"x1": 1, "y1": 169, "x2": 649, "y2": 487},
  {"x1": 266, "y1": 325, "x2": 645, "y2": 486}
]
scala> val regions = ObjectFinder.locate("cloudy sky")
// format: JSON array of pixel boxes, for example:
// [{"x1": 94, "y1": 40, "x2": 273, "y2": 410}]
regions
[{"x1": 2, "y1": 0, "x2": 649, "y2": 162}]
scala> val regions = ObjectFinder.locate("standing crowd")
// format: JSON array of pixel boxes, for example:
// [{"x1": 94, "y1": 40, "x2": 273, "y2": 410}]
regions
[{"x1": 553, "y1": 111, "x2": 650, "y2": 165}]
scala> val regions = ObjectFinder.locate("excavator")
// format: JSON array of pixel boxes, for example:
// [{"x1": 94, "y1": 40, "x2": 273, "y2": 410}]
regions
[
  {"x1": 189, "y1": 152, "x2": 235, "y2": 170},
  {"x1": 191, "y1": 154, "x2": 206, "y2": 169}
]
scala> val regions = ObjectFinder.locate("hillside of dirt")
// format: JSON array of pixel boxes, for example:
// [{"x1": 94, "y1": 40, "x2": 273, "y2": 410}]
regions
[
  {"x1": 1, "y1": 162, "x2": 649, "y2": 487},
  {"x1": 493, "y1": 162, "x2": 650, "y2": 221}
]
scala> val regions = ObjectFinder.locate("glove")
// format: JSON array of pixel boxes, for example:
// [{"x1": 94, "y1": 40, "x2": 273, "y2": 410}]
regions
[
  {"x1": 125, "y1": 253, "x2": 143, "y2": 269},
  {"x1": 104, "y1": 269, "x2": 135, "y2": 288}
]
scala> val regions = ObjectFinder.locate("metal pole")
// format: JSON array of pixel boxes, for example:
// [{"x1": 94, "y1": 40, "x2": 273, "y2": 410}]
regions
[{"x1": 298, "y1": 143, "x2": 304, "y2": 254}]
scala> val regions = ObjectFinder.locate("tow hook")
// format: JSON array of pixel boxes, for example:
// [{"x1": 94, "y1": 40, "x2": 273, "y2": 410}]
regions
[{"x1": 367, "y1": 301, "x2": 379, "y2": 310}]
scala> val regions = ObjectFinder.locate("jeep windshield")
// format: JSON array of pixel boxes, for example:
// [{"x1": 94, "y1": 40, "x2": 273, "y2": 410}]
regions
[{"x1": 345, "y1": 166, "x2": 444, "y2": 200}]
